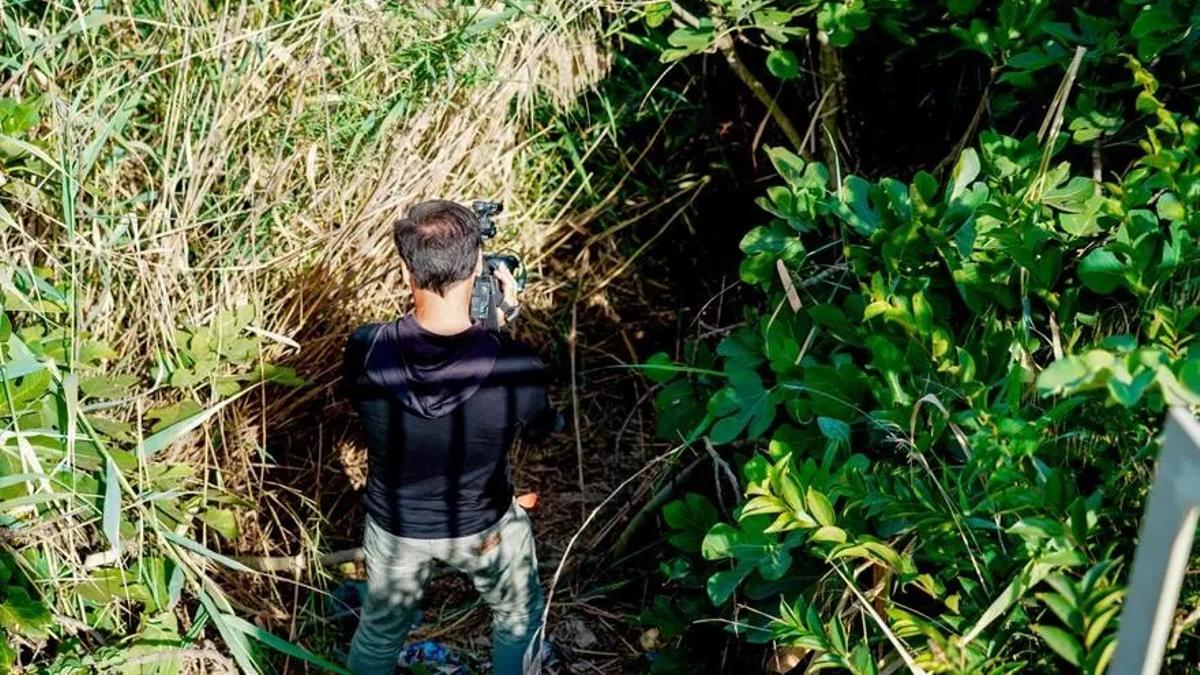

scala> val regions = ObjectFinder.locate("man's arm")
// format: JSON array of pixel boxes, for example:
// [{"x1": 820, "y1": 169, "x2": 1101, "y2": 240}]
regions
[
  {"x1": 492, "y1": 261, "x2": 556, "y2": 439},
  {"x1": 518, "y1": 359, "x2": 555, "y2": 442},
  {"x1": 342, "y1": 324, "x2": 378, "y2": 402}
]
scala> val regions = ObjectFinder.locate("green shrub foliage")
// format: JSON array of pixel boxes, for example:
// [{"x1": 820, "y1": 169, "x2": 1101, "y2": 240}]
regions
[
  {"x1": 0, "y1": 266, "x2": 329, "y2": 674},
  {"x1": 644, "y1": 4, "x2": 1200, "y2": 669}
]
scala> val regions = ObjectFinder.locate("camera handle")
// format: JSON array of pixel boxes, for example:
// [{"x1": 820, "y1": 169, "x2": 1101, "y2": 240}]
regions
[{"x1": 470, "y1": 273, "x2": 502, "y2": 331}]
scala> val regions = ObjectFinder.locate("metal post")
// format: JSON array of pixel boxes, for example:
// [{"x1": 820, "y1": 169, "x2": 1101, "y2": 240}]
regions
[{"x1": 1110, "y1": 407, "x2": 1200, "y2": 674}]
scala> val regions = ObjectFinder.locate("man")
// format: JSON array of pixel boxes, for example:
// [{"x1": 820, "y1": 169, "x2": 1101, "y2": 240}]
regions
[{"x1": 343, "y1": 200, "x2": 552, "y2": 674}]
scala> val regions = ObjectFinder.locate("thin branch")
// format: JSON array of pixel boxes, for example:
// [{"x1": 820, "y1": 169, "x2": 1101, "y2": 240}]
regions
[
  {"x1": 815, "y1": 35, "x2": 844, "y2": 170},
  {"x1": 611, "y1": 452, "x2": 706, "y2": 557},
  {"x1": 933, "y1": 70, "x2": 995, "y2": 176},
  {"x1": 704, "y1": 438, "x2": 741, "y2": 509},
  {"x1": 716, "y1": 34, "x2": 808, "y2": 154},
  {"x1": 668, "y1": 1, "x2": 809, "y2": 154},
  {"x1": 570, "y1": 288, "x2": 586, "y2": 516}
]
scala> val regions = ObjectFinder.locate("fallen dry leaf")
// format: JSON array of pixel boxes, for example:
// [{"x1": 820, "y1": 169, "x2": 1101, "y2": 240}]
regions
[{"x1": 766, "y1": 645, "x2": 809, "y2": 673}]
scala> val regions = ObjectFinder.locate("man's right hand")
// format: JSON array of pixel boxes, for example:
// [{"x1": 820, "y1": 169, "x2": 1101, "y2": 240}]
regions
[{"x1": 493, "y1": 263, "x2": 520, "y2": 327}]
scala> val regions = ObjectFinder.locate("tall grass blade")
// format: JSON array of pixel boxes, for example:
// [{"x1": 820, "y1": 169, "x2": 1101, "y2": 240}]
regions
[
  {"x1": 161, "y1": 531, "x2": 256, "y2": 574},
  {"x1": 963, "y1": 559, "x2": 1053, "y2": 645},
  {"x1": 79, "y1": 88, "x2": 141, "y2": 180},
  {"x1": 224, "y1": 614, "x2": 351, "y2": 674},
  {"x1": 0, "y1": 492, "x2": 69, "y2": 513},
  {"x1": 199, "y1": 588, "x2": 260, "y2": 674},
  {"x1": 140, "y1": 388, "x2": 252, "y2": 456},
  {"x1": 0, "y1": 473, "x2": 54, "y2": 490},
  {"x1": 102, "y1": 456, "x2": 120, "y2": 555}
]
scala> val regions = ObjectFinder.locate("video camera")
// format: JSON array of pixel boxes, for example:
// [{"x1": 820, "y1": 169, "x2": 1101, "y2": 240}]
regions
[{"x1": 468, "y1": 200, "x2": 525, "y2": 330}]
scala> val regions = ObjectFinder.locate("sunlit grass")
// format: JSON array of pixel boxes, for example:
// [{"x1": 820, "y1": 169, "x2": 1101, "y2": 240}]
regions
[{"x1": 0, "y1": 0, "x2": 610, "y2": 670}]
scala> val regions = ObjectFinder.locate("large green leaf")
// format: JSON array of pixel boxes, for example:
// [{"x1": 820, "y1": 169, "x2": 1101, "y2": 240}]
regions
[
  {"x1": 141, "y1": 388, "x2": 251, "y2": 455},
  {"x1": 701, "y1": 522, "x2": 739, "y2": 560},
  {"x1": 806, "y1": 487, "x2": 836, "y2": 527},
  {"x1": 707, "y1": 369, "x2": 776, "y2": 444},
  {"x1": 1033, "y1": 624, "x2": 1084, "y2": 667},
  {"x1": 948, "y1": 148, "x2": 981, "y2": 204},
  {"x1": 765, "y1": 49, "x2": 800, "y2": 80},
  {"x1": 1077, "y1": 249, "x2": 1127, "y2": 294},
  {"x1": 706, "y1": 563, "x2": 753, "y2": 605},
  {"x1": 0, "y1": 587, "x2": 51, "y2": 639},
  {"x1": 76, "y1": 568, "x2": 154, "y2": 605},
  {"x1": 664, "y1": 493, "x2": 720, "y2": 552}
]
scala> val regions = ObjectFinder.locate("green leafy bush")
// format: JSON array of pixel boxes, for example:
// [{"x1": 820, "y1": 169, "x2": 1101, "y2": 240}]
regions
[
  {"x1": 0, "y1": 266, "x2": 331, "y2": 673},
  {"x1": 645, "y1": 55, "x2": 1199, "y2": 672}
]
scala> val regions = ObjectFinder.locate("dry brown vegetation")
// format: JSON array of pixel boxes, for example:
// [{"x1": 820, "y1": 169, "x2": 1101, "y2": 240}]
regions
[{"x1": 0, "y1": 2, "x2": 674, "y2": 670}]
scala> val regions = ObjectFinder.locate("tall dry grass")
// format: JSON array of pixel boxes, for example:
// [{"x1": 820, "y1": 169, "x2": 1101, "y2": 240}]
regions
[
  {"x1": 0, "y1": 0, "x2": 609, "y2": 668},
  {"x1": 4, "y1": 2, "x2": 607, "y2": 487},
  {"x1": 7, "y1": 1, "x2": 604, "y2": 371}
]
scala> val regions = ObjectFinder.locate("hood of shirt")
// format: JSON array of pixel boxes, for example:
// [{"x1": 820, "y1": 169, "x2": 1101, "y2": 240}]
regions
[{"x1": 363, "y1": 315, "x2": 499, "y2": 419}]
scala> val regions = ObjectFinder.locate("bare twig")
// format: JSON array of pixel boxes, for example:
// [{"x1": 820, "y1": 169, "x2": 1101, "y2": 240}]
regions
[
  {"x1": 611, "y1": 452, "x2": 706, "y2": 557},
  {"x1": 86, "y1": 541, "x2": 364, "y2": 574},
  {"x1": 1029, "y1": 47, "x2": 1087, "y2": 201},
  {"x1": 776, "y1": 259, "x2": 802, "y2": 312},
  {"x1": 815, "y1": 34, "x2": 844, "y2": 171},
  {"x1": 933, "y1": 72, "x2": 994, "y2": 176},
  {"x1": 831, "y1": 563, "x2": 928, "y2": 675},
  {"x1": 704, "y1": 439, "x2": 741, "y2": 511},
  {"x1": 570, "y1": 288, "x2": 586, "y2": 516},
  {"x1": 670, "y1": 1, "x2": 806, "y2": 154},
  {"x1": 536, "y1": 443, "x2": 693, "y2": 664},
  {"x1": 231, "y1": 547, "x2": 364, "y2": 573}
]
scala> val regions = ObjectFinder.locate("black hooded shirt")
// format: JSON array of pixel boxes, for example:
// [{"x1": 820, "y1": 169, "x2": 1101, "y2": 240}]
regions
[{"x1": 343, "y1": 315, "x2": 552, "y2": 538}]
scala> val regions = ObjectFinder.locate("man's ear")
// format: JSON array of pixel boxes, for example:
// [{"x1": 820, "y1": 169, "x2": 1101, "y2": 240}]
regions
[
  {"x1": 474, "y1": 251, "x2": 484, "y2": 276},
  {"x1": 400, "y1": 261, "x2": 413, "y2": 289}
]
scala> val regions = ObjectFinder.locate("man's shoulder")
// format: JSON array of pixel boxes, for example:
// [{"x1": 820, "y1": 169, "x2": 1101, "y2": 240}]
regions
[
  {"x1": 347, "y1": 322, "x2": 385, "y2": 347},
  {"x1": 490, "y1": 331, "x2": 543, "y2": 364},
  {"x1": 344, "y1": 323, "x2": 389, "y2": 373},
  {"x1": 486, "y1": 332, "x2": 547, "y2": 387}
]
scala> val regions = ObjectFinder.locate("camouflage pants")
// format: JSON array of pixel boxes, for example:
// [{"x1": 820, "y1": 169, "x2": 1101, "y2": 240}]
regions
[{"x1": 346, "y1": 501, "x2": 544, "y2": 674}]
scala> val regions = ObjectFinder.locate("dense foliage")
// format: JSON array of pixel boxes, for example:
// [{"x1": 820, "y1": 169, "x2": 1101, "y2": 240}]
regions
[
  {"x1": 638, "y1": 0, "x2": 1200, "y2": 672},
  {"x1": 3, "y1": 0, "x2": 1199, "y2": 672},
  {"x1": 0, "y1": 265, "x2": 322, "y2": 673}
]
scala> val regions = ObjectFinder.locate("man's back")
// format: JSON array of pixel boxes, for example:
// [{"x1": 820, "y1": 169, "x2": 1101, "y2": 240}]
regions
[
  {"x1": 345, "y1": 200, "x2": 547, "y2": 675},
  {"x1": 344, "y1": 315, "x2": 551, "y2": 538}
]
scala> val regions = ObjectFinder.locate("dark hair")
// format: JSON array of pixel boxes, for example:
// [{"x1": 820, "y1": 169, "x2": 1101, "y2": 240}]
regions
[{"x1": 392, "y1": 200, "x2": 480, "y2": 296}]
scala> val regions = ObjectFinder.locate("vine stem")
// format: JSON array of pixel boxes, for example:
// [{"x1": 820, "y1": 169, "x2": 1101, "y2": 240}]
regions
[
  {"x1": 669, "y1": 0, "x2": 808, "y2": 155},
  {"x1": 569, "y1": 283, "x2": 586, "y2": 520},
  {"x1": 716, "y1": 34, "x2": 808, "y2": 153},
  {"x1": 815, "y1": 33, "x2": 844, "y2": 171}
]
